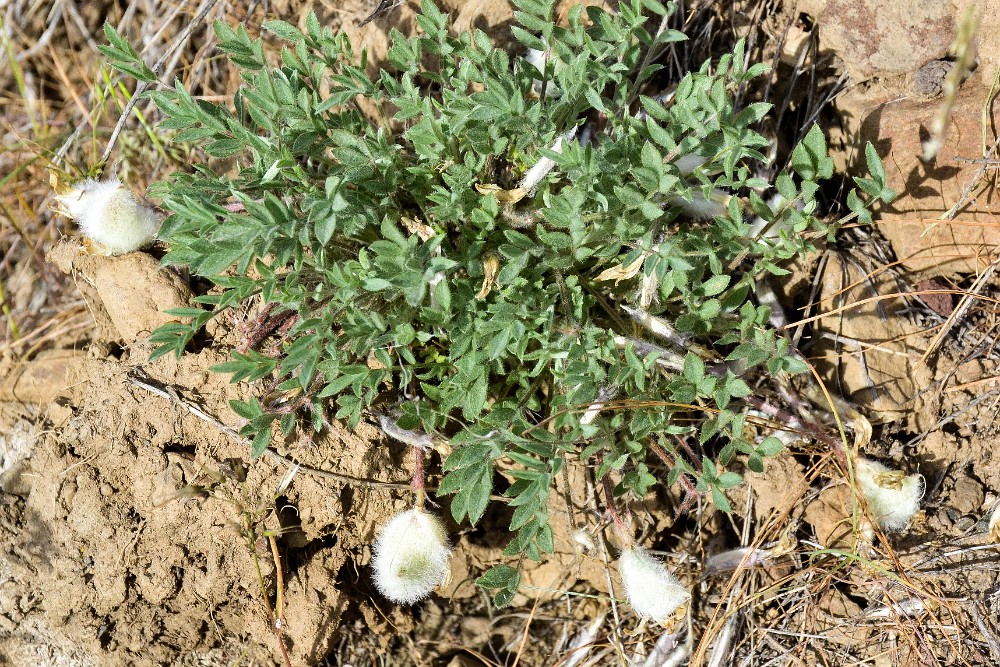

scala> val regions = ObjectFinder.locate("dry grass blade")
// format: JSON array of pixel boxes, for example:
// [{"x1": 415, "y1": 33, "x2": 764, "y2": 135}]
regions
[{"x1": 921, "y1": 6, "x2": 978, "y2": 163}]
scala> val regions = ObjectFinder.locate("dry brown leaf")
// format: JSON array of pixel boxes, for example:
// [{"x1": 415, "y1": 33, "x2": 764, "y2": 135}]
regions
[
  {"x1": 475, "y1": 253, "x2": 501, "y2": 300},
  {"x1": 595, "y1": 254, "x2": 645, "y2": 285},
  {"x1": 474, "y1": 182, "x2": 528, "y2": 204}
]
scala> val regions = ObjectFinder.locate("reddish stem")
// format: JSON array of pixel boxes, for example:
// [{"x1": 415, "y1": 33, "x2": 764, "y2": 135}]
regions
[
  {"x1": 648, "y1": 440, "x2": 700, "y2": 516},
  {"x1": 412, "y1": 445, "x2": 426, "y2": 511},
  {"x1": 743, "y1": 395, "x2": 849, "y2": 467},
  {"x1": 223, "y1": 197, "x2": 264, "y2": 212},
  {"x1": 595, "y1": 450, "x2": 630, "y2": 539}
]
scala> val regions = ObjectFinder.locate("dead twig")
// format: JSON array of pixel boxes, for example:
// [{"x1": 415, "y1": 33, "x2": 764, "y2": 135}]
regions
[{"x1": 941, "y1": 134, "x2": 1000, "y2": 220}]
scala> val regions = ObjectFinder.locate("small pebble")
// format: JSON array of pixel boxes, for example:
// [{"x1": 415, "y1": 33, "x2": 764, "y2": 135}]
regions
[{"x1": 911, "y1": 60, "x2": 955, "y2": 99}]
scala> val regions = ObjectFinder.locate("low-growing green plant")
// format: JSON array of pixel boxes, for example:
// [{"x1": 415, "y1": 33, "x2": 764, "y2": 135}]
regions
[{"x1": 102, "y1": 0, "x2": 892, "y2": 604}]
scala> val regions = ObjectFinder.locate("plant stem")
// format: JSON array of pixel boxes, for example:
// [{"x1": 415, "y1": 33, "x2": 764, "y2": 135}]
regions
[
  {"x1": 245, "y1": 514, "x2": 291, "y2": 667},
  {"x1": 268, "y1": 535, "x2": 285, "y2": 626},
  {"x1": 595, "y1": 450, "x2": 631, "y2": 542},
  {"x1": 743, "y1": 395, "x2": 849, "y2": 467},
  {"x1": 413, "y1": 445, "x2": 426, "y2": 511},
  {"x1": 647, "y1": 440, "x2": 700, "y2": 515}
]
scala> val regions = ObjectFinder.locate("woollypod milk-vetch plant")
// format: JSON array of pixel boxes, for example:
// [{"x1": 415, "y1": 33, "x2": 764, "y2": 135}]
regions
[{"x1": 99, "y1": 0, "x2": 892, "y2": 604}]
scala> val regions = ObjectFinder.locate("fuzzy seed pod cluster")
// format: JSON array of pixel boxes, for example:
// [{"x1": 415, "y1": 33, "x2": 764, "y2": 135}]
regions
[
  {"x1": 617, "y1": 545, "x2": 690, "y2": 625},
  {"x1": 372, "y1": 508, "x2": 451, "y2": 604},
  {"x1": 855, "y1": 458, "x2": 924, "y2": 532},
  {"x1": 54, "y1": 177, "x2": 161, "y2": 255}
]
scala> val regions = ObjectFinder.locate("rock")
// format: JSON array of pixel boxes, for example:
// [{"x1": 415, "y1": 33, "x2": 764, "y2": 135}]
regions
[
  {"x1": 803, "y1": 484, "x2": 853, "y2": 548},
  {"x1": 819, "y1": 0, "x2": 954, "y2": 80},
  {"x1": 850, "y1": 80, "x2": 1000, "y2": 278},
  {"x1": 911, "y1": 60, "x2": 955, "y2": 99},
  {"x1": 92, "y1": 253, "x2": 193, "y2": 343},
  {"x1": 446, "y1": 0, "x2": 516, "y2": 51},
  {"x1": 339, "y1": 2, "x2": 418, "y2": 77},
  {"x1": 950, "y1": 474, "x2": 984, "y2": 514},
  {"x1": 812, "y1": 254, "x2": 935, "y2": 423},
  {"x1": 952, "y1": 0, "x2": 1000, "y2": 88},
  {"x1": 743, "y1": 450, "x2": 808, "y2": 522}
]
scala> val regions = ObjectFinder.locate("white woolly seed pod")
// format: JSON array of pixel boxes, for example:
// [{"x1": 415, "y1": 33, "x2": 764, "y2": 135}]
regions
[
  {"x1": 54, "y1": 177, "x2": 161, "y2": 255},
  {"x1": 988, "y1": 502, "x2": 1000, "y2": 542},
  {"x1": 617, "y1": 546, "x2": 690, "y2": 624},
  {"x1": 524, "y1": 47, "x2": 547, "y2": 74},
  {"x1": 673, "y1": 153, "x2": 708, "y2": 177},
  {"x1": 372, "y1": 508, "x2": 451, "y2": 604},
  {"x1": 671, "y1": 187, "x2": 731, "y2": 220},
  {"x1": 855, "y1": 458, "x2": 924, "y2": 532}
]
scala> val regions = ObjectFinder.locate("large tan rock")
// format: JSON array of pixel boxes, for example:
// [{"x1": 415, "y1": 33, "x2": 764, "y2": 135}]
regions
[
  {"x1": 92, "y1": 253, "x2": 193, "y2": 343},
  {"x1": 811, "y1": 254, "x2": 936, "y2": 424},
  {"x1": 952, "y1": 0, "x2": 1000, "y2": 89},
  {"x1": 819, "y1": 0, "x2": 954, "y2": 80},
  {"x1": 851, "y1": 79, "x2": 1000, "y2": 277},
  {"x1": 809, "y1": 1, "x2": 1000, "y2": 92}
]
